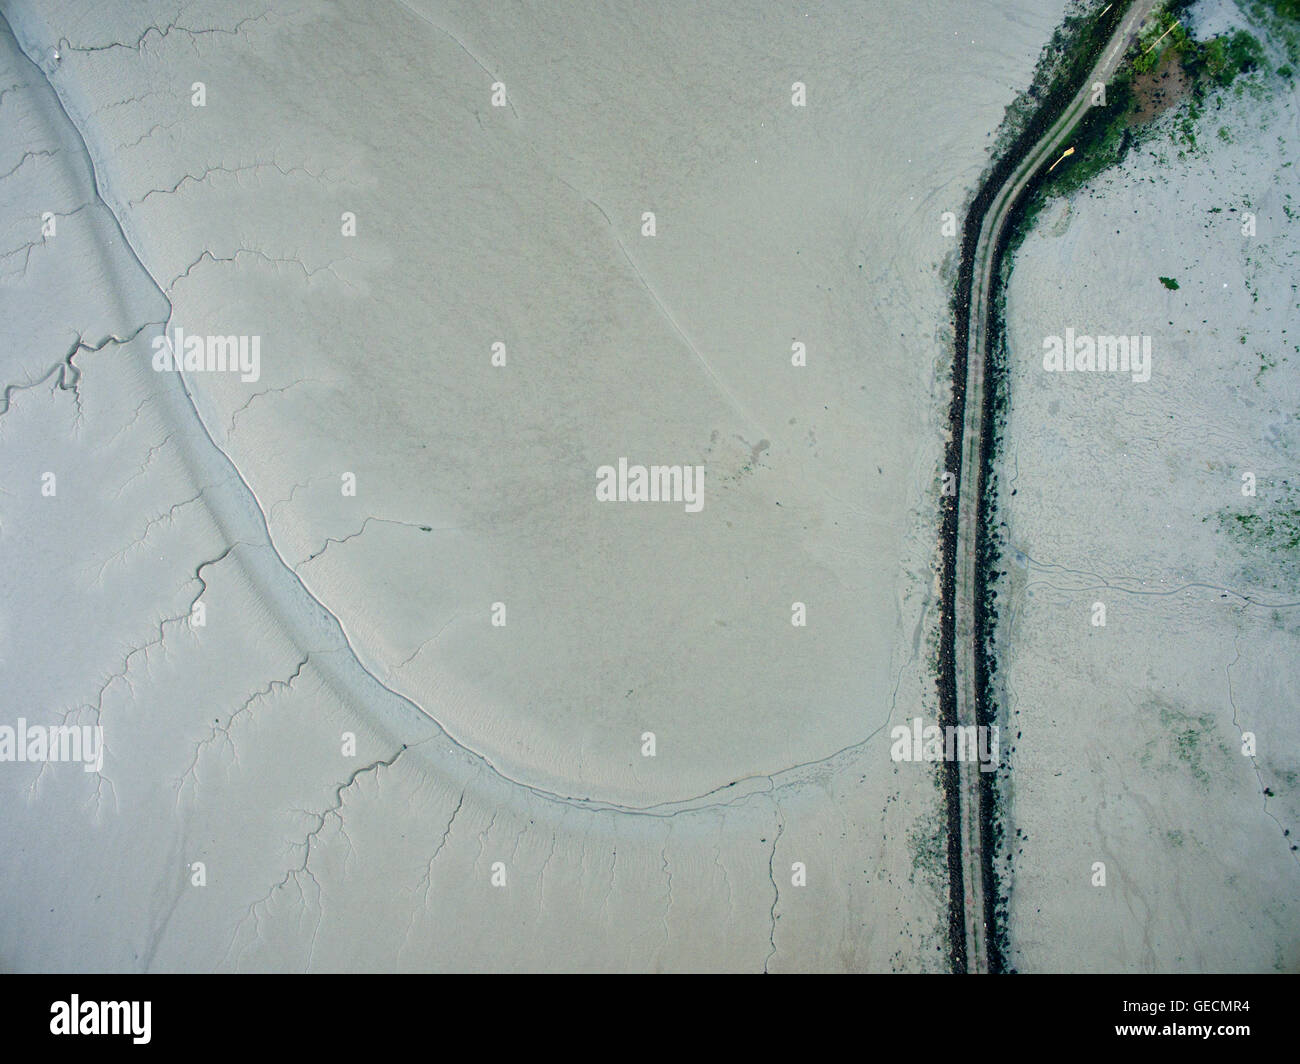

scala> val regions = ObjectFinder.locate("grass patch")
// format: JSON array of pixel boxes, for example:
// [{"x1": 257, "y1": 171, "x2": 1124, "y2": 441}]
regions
[
  {"x1": 1185, "y1": 29, "x2": 1266, "y2": 87},
  {"x1": 1255, "y1": 0, "x2": 1300, "y2": 16},
  {"x1": 1250, "y1": 0, "x2": 1300, "y2": 65},
  {"x1": 1043, "y1": 73, "x2": 1138, "y2": 196},
  {"x1": 1133, "y1": 8, "x2": 1195, "y2": 76}
]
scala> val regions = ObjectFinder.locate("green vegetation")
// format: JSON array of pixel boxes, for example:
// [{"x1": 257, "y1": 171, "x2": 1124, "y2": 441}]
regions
[
  {"x1": 1138, "y1": 703, "x2": 1221, "y2": 784},
  {"x1": 1133, "y1": 9, "x2": 1194, "y2": 75},
  {"x1": 1044, "y1": 74, "x2": 1137, "y2": 196},
  {"x1": 1207, "y1": 482, "x2": 1299, "y2": 589},
  {"x1": 1250, "y1": 0, "x2": 1300, "y2": 65},
  {"x1": 1255, "y1": 349, "x2": 1278, "y2": 382},
  {"x1": 1159, "y1": 706, "x2": 1216, "y2": 785},
  {"x1": 990, "y1": 1, "x2": 1135, "y2": 163},
  {"x1": 1159, "y1": 275, "x2": 1180, "y2": 289},
  {"x1": 1208, "y1": 481, "x2": 1300, "y2": 590},
  {"x1": 1185, "y1": 29, "x2": 1266, "y2": 87},
  {"x1": 1217, "y1": 502, "x2": 1300, "y2": 552},
  {"x1": 1255, "y1": 0, "x2": 1300, "y2": 17},
  {"x1": 906, "y1": 819, "x2": 946, "y2": 893},
  {"x1": 1037, "y1": 5, "x2": 1276, "y2": 198}
]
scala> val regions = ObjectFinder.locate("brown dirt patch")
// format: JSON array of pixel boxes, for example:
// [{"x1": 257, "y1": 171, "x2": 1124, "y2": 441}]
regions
[{"x1": 1129, "y1": 48, "x2": 1191, "y2": 124}]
